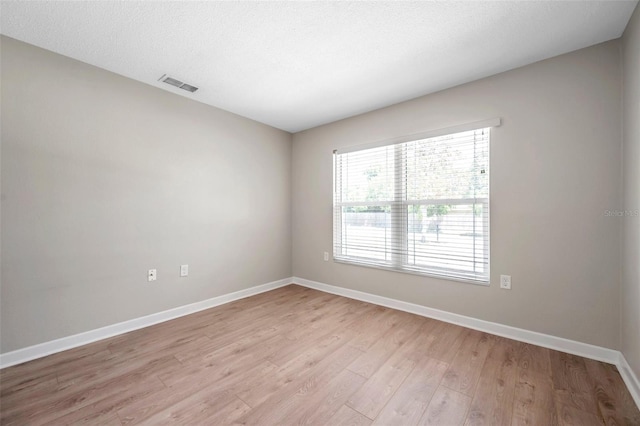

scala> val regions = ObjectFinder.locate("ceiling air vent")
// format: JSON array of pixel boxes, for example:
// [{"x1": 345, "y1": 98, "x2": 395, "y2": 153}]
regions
[{"x1": 158, "y1": 74, "x2": 199, "y2": 93}]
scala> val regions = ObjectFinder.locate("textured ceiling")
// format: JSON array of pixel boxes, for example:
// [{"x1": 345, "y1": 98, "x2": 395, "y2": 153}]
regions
[{"x1": 1, "y1": 1, "x2": 637, "y2": 132}]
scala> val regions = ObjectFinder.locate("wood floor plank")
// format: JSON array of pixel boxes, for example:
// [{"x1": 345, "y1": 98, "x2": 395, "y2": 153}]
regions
[
  {"x1": 512, "y1": 368, "x2": 558, "y2": 426},
  {"x1": 56, "y1": 335, "x2": 210, "y2": 387},
  {"x1": 200, "y1": 287, "x2": 326, "y2": 340},
  {"x1": 346, "y1": 351, "x2": 416, "y2": 419},
  {"x1": 327, "y1": 405, "x2": 373, "y2": 426},
  {"x1": 549, "y1": 350, "x2": 599, "y2": 415},
  {"x1": 422, "y1": 320, "x2": 467, "y2": 362},
  {"x1": 118, "y1": 361, "x2": 277, "y2": 425},
  {"x1": 107, "y1": 329, "x2": 213, "y2": 361},
  {"x1": 283, "y1": 295, "x2": 356, "y2": 341},
  {"x1": 271, "y1": 368, "x2": 367, "y2": 425},
  {"x1": 2, "y1": 351, "x2": 177, "y2": 411},
  {"x1": 0, "y1": 347, "x2": 113, "y2": 394},
  {"x1": 265, "y1": 303, "x2": 375, "y2": 368},
  {"x1": 583, "y1": 358, "x2": 640, "y2": 425},
  {"x1": 373, "y1": 356, "x2": 449, "y2": 425},
  {"x1": 174, "y1": 325, "x2": 287, "y2": 367},
  {"x1": 41, "y1": 375, "x2": 167, "y2": 426},
  {"x1": 464, "y1": 338, "x2": 518, "y2": 426},
  {"x1": 53, "y1": 410, "x2": 122, "y2": 426},
  {"x1": 187, "y1": 294, "x2": 332, "y2": 361},
  {"x1": 238, "y1": 334, "x2": 359, "y2": 408},
  {"x1": 2, "y1": 285, "x2": 638, "y2": 426},
  {"x1": 2, "y1": 365, "x2": 169, "y2": 425},
  {"x1": 233, "y1": 345, "x2": 364, "y2": 424},
  {"x1": 141, "y1": 388, "x2": 250, "y2": 425},
  {"x1": 347, "y1": 306, "x2": 403, "y2": 352},
  {"x1": 419, "y1": 385, "x2": 472, "y2": 426},
  {"x1": 58, "y1": 351, "x2": 178, "y2": 388},
  {"x1": 441, "y1": 329, "x2": 497, "y2": 396},
  {"x1": 347, "y1": 313, "x2": 423, "y2": 378},
  {"x1": 0, "y1": 376, "x2": 59, "y2": 407},
  {"x1": 158, "y1": 334, "x2": 286, "y2": 390},
  {"x1": 515, "y1": 341, "x2": 552, "y2": 374},
  {"x1": 556, "y1": 403, "x2": 604, "y2": 426},
  {"x1": 104, "y1": 316, "x2": 223, "y2": 356}
]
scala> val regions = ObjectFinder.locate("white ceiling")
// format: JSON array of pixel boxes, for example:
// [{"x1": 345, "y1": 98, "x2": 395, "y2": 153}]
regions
[{"x1": 1, "y1": 1, "x2": 637, "y2": 133}]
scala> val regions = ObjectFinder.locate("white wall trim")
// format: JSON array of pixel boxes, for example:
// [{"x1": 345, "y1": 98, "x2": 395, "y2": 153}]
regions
[
  {"x1": 618, "y1": 352, "x2": 640, "y2": 409},
  {"x1": 0, "y1": 277, "x2": 292, "y2": 369}
]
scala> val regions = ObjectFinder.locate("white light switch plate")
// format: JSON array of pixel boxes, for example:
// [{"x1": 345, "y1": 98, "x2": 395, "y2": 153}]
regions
[
  {"x1": 180, "y1": 264, "x2": 188, "y2": 277},
  {"x1": 148, "y1": 269, "x2": 157, "y2": 282}
]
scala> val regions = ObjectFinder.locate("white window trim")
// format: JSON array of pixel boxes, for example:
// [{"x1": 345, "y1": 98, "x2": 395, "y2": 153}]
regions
[{"x1": 333, "y1": 118, "x2": 500, "y2": 285}]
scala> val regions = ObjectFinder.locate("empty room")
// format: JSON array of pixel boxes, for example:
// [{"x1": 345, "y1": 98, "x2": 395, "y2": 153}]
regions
[{"x1": 1, "y1": 1, "x2": 640, "y2": 425}]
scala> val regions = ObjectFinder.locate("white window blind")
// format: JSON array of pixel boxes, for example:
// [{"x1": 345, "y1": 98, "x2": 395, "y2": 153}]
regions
[{"x1": 333, "y1": 122, "x2": 495, "y2": 284}]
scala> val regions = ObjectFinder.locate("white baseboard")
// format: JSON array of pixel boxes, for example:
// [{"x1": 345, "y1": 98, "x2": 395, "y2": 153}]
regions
[
  {"x1": 0, "y1": 277, "x2": 292, "y2": 369},
  {"x1": 618, "y1": 352, "x2": 640, "y2": 409}
]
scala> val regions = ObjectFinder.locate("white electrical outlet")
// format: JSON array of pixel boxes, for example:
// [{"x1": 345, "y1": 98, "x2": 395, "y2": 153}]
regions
[
  {"x1": 324, "y1": 252, "x2": 329, "y2": 261},
  {"x1": 180, "y1": 264, "x2": 189, "y2": 277},
  {"x1": 500, "y1": 275, "x2": 511, "y2": 289},
  {"x1": 148, "y1": 269, "x2": 157, "y2": 282}
]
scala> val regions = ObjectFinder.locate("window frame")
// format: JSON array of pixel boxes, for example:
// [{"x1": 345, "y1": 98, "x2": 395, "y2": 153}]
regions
[{"x1": 332, "y1": 119, "x2": 500, "y2": 285}]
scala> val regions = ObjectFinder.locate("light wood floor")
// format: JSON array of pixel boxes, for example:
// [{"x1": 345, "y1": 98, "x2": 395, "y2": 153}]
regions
[{"x1": 1, "y1": 285, "x2": 638, "y2": 425}]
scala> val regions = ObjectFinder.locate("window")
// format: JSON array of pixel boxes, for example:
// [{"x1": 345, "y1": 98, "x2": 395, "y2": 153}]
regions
[{"x1": 333, "y1": 119, "x2": 498, "y2": 284}]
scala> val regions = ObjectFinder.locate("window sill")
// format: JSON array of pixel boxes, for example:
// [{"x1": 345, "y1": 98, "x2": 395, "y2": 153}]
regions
[{"x1": 333, "y1": 257, "x2": 490, "y2": 286}]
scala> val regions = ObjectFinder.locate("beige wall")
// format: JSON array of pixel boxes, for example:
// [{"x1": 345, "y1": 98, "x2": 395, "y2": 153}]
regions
[
  {"x1": 292, "y1": 41, "x2": 622, "y2": 349},
  {"x1": 622, "y1": 4, "x2": 640, "y2": 378},
  {"x1": 0, "y1": 36, "x2": 292, "y2": 353}
]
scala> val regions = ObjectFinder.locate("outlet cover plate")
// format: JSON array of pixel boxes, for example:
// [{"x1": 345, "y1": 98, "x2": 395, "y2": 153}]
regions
[{"x1": 500, "y1": 274, "x2": 511, "y2": 289}]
